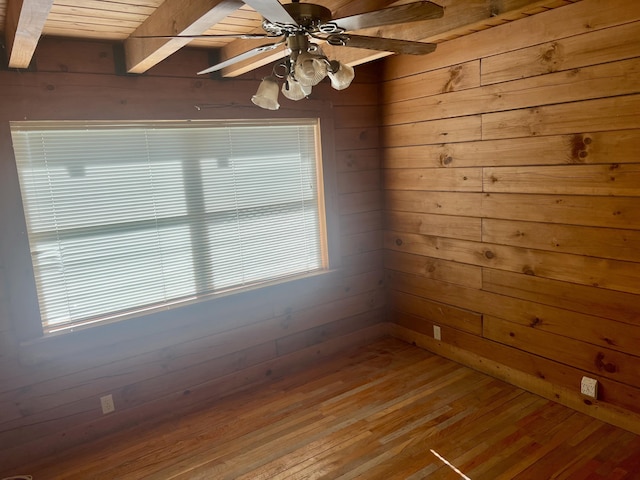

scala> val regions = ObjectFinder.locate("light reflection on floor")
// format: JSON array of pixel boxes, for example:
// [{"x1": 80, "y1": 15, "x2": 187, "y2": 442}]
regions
[{"x1": 430, "y1": 449, "x2": 471, "y2": 479}]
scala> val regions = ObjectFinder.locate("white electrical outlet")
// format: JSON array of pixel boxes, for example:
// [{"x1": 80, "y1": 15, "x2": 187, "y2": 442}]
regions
[
  {"x1": 100, "y1": 394, "x2": 115, "y2": 414},
  {"x1": 580, "y1": 376, "x2": 598, "y2": 399},
  {"x1": 433, "y1": 325, "x2": 441, "y2": 341}
]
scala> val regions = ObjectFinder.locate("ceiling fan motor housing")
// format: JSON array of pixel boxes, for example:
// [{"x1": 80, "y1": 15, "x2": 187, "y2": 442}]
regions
[
  {"x1": 262, "y1": 2, "x2": 332, "y2": 33},
  {"x1": 284, "y1": 2, "x2": 331, "y2": 28}
]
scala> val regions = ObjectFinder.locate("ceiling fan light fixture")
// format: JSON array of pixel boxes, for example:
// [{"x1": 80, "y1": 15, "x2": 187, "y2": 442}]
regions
[
  {"x1": 294, "y1": 52, "x2": 329, "y2": 87},
  {"x1": 328, "y1": 60, "x2": 355, "y2": 90},
  {"x1": 281, "y1": 77, "x2": 311, "y2": 101},
  {"x1": 194, "y1": 1, "x2": 444, "y2": 108},
  {"x1": 251, "y1": 76, "x2": 281, "y2": 110}
]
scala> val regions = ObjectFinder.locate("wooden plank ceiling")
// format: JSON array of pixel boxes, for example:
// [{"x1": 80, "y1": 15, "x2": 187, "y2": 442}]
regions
[{"x1": 1, "y1": 0, "x2": 579, "y2": 75}]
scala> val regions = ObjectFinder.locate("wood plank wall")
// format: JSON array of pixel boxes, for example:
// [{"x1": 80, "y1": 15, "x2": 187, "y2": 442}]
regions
[
  {"x1": 0, "y1": 39, "x2": 385, "y2": 474},
  {"x1": 381, "y1": 0, "x2": 640, "y2": 433}
]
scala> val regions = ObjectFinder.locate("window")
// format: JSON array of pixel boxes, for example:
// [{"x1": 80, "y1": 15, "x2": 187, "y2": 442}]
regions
[{"x1": 11, "y1": 119, "x2": 327, "y2": 334}]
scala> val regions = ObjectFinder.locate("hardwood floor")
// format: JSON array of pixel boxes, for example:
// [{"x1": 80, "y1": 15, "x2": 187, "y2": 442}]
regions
[{"x1": 15, "y1": 338, "x2": 640, "y2": 479}]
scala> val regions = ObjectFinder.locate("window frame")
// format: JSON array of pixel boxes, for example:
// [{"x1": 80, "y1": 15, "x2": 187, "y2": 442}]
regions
[
  {"x1": 3, "y1": 114, "x2": 341, "y2": 359},
  {"x1": 12, "y1": 119, "x2": 330, "y2": 335}
]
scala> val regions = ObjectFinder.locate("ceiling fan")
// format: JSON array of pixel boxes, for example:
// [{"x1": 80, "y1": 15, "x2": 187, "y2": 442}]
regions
[{"x1": 162, "y1": 0, "x2": 445, "y2": 109}]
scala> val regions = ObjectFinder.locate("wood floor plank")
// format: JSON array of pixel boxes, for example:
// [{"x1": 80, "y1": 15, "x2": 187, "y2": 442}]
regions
[{"x1": 12, "y1": 337, "x2": 640, "y2": 479}]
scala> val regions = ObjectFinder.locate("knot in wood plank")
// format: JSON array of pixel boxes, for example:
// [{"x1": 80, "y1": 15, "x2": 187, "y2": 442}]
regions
[
  {"x1": 595, "y1": 352, "x2": 617, "y2": 373},
  {"x1": 570, "y1": 134, "x2": 590, "y2": 163},
  {"x1": 440, "y1": 153, "x2": 453, "y2": 166},
  {"x1": 443, "y1": 64, "x2": 463, "y2": 93},
  {"x1": 538, "y1": 42, "x2": 563, "y2": 72}
]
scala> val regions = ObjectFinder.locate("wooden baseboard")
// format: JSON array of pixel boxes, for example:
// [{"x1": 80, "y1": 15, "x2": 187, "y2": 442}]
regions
[{"x1": 390, "y1": 323, "x2": 640, "y2": 436}]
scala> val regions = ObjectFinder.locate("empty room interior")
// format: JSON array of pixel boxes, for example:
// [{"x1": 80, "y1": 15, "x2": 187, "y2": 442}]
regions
[{"x1": 1, "y1": 0, "x2": 639, "y2": 477}]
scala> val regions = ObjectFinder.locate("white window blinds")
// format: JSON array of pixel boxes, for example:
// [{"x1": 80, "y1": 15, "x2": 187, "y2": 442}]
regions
[{"x1": 11, "y1": 119, "x2": 327, "y2": 333}]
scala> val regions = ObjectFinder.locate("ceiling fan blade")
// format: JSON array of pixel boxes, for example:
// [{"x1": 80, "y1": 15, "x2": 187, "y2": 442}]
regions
[
  {"x1": 198, "y1": 40, "x2": 285, "y2": 74},
  {"x1": 242, "y1": 0, "x2": 299, "y2": 25},
  {"x1": 131, "y1": 33, "x2": 272, "y2": 39},
  {"x1": 329, "y1": 34, "x2": 437, "y2": 55},
  {"x1": 331, "y1": 1, "x2": 444, "y2": 32}
]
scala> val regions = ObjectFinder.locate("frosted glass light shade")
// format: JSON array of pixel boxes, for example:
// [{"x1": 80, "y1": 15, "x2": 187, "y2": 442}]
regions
[
  {"x1": 328, "y1": 61, "x2": 355, "y2": 90},
  {"x1": 282, "y1": 77, "x2": 312, "y2": 101},
  {"x1": 251, "y1": 76, "x2": 280, "y2": 110},
  {"x1": 294, "y1": 52, "x2": 328, "y2": 87}
]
